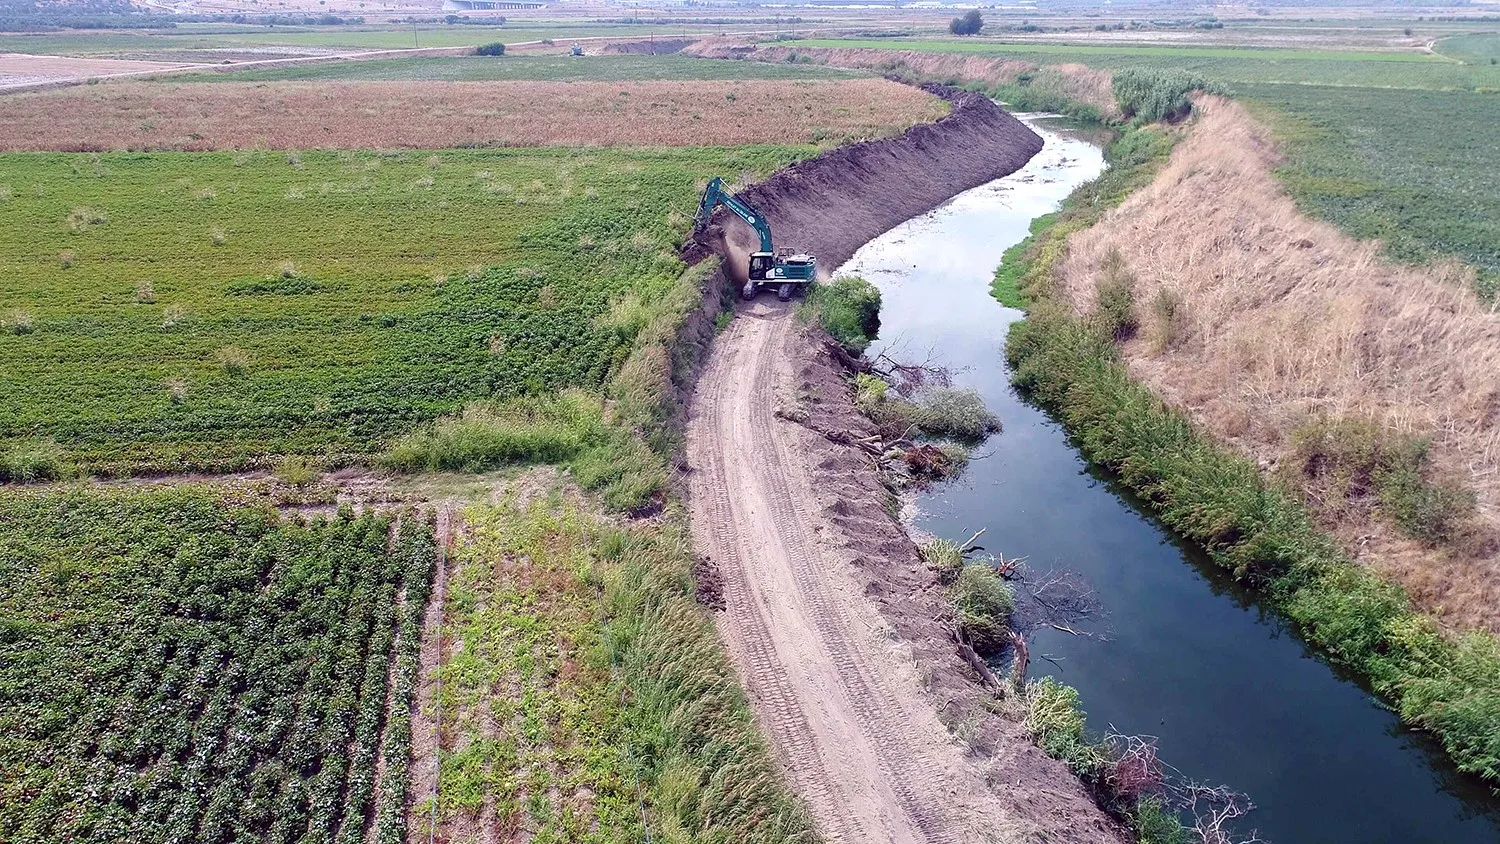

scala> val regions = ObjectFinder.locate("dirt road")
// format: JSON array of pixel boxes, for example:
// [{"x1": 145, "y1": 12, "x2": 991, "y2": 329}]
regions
[{"x1": 686, "y1": 304, "x2": 1023, "y2": 844}]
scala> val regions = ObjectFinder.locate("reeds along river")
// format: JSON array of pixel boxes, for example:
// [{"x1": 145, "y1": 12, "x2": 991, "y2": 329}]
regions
[{"x1": 835, "y1": 115, "x2": 1500, "y2": 844}]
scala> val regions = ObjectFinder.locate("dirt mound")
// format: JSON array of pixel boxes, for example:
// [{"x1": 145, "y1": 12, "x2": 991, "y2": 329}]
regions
[
  {"x1": 684, "y1": 82, "x2": 1044, "y2": 272},
  {"x1": 600, "y1": 37, "x2": 697, "y2": 55}
]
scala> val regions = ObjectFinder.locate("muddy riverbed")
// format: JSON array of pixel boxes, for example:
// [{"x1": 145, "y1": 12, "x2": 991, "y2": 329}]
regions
[{"x1": 835, "y1": 116, "x2": 1500, "y2": 844}]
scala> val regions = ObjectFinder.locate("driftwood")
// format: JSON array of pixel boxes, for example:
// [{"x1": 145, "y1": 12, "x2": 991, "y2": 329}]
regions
[{"x1": 955, "y1": 627, "x2": 1004, "y2": 692}]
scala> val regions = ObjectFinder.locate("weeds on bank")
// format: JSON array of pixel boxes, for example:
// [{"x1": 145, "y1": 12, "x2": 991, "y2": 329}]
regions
[
  {"x1": 1003, "y1": 128, "x2": 1500, "y2": 786},
  {"x1": 440, "y1": 496, "x2": 817, "y2": 842},
  {"x1": 804, "y1": 275, "x2": 881, "y2": 354}
]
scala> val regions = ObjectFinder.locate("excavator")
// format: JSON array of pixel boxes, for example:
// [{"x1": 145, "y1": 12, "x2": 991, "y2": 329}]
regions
[{"x1": 693, "y1": 177, "x2": 816, "y2": 301}]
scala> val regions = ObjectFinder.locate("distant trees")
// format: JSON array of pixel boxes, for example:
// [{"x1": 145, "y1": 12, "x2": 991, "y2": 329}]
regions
[
  {"x1": 475, "y1": 41, "x2": 506, "y2": 56},
  {"x1": 949, "y1": 9, "x2": 983, "y2": 36}
]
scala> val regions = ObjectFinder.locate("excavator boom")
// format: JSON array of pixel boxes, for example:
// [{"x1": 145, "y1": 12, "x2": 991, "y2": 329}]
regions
[{"x1": 693, "y1": 177, "x2": 816, "y2": 301}]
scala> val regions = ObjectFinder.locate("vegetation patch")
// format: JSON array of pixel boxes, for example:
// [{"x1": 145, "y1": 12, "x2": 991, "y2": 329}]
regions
[
  {"x1": 0, "y1": 486, "x2": 436, "y2": 844},
  {"x1": 804, "y1": 274, "x2": 881, "y2": 354},
  {"x1": 0, "y1": 146, "x2": 805, "y2": 477},
  {"x1": 433, "y1": 493, "x2": 817, "y2": 842}
]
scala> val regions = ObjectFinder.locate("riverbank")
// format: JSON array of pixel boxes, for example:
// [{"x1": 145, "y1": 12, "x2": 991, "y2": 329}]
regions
[{"x1": 1003, "y1": 101, "x2": 1500, "y2": 791}]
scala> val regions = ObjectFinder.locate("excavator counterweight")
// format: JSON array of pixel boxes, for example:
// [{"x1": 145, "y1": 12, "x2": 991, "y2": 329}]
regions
[{"x1": 693, "y1": 177, "x2": 816, "y2": 301}]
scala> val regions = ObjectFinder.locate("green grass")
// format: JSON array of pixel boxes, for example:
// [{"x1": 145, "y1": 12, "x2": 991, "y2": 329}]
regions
[
  {"x1": 1239, "y1": 83, "x2": 1500, "y2": 287},
  {"x1": 175, "y1": 54, "x2": 864, "y2": 83},
  {"x1": 435, "y1": 493, "x2": 817, "y2": 843},
  {"x1": 1436, "y1": 32, "x2": 1500, "y2": 65},
  {"x1": 0, "y1": 145, "x2": 808, "y2": 476},
  {"x1": 0, "y1": 486, "x2": 437, "y2": 844},
  {"x1": 0, "y1": 22, "x2": 705, "y2": 56}
]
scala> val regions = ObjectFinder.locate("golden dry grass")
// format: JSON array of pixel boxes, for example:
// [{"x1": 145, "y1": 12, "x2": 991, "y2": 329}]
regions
[
  {"x1": 0, "y1": 78, "x2": 947, "y2": 150},
  {"x1": 685, "y1": 41, "x2": 1120, "y2": 120},
  {"x1": 1058, "y1": 95, "x2": 1500, "y2": 632}
]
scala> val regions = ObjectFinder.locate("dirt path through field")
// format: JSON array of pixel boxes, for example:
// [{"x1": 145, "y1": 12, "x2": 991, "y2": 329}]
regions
[{"x1": 686, "y1": 303, "x2": 1019, "y2": 844}]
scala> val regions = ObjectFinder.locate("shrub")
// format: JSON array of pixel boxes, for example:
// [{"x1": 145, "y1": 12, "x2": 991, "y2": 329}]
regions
[
  {"x1": 161, "y1": 304, "x2": 187, "y2": 330},
  {"x1": 382, "y1": 391, "x2": 603, "y2": 473},
  {"x1": 5, "y1": 308, "x2": 34, "y2": 335},
  {"x1": 950, "y1": 563, "x2": 1014, "y2": 653},
  {"x1": 949, "y1": 9, "x2": 983, "y2": 35},
  {"x1": 920, "y1": 538, "x2": 966, "y2": 583},
  {"x1": 912, "y1": 388, "x2": 1001, "y2": 440},
  {"x1": 58, "y1": 249, "x2": 75, "y2": 269},
  {"x1": 0, "y1": 438, "x2": 73, "y2": 483},
  {"x1": 475, "y1": 41, "x2": 505, "y2": 56},
  {"x1": 275, "y1": 456, "x2": 318, "y2": 487},
  {"x1": 1024, "y1": 677, "x2": 1104, "y2": 776},
  {"x1": 1112, "y1": 67, "x2": 1214, "y2": 123},
  {"x1": 1092, "y1": 247, "x2": 1137, "y2": 340},
  {"x1": 215, "y1": 346, "x2": 249, "y2": 376},
  {"x1": 807, "y1": 275, "x2": 881, "y2": 353}
]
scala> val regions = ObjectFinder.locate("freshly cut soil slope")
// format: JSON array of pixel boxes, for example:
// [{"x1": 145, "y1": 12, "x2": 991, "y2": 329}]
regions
[{"x1": 684, "y1": 87, "x2": 1123, "y2": 843}]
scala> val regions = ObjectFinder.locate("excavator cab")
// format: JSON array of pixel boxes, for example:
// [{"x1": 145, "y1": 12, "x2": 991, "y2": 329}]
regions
[{"x1": 748, "y1": 253, "x2": 774, "y2": 282}]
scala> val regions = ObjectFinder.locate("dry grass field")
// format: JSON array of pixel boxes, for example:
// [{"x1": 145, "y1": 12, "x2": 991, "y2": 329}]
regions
[
  {"x1": 0, "y1": 78, "x2": 947, "y2": 150},
  {"x1": 1057, "y1": 95, "x2": 1500, "y2": 633}
]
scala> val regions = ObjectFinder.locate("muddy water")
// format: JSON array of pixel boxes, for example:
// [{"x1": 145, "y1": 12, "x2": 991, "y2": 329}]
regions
[{"x1": 835, "y1": 117, "x2": 1500, "y2": 844}]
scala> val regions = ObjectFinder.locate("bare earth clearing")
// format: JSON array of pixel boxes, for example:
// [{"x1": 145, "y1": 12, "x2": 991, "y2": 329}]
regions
[
  {"x1": 0, "y1": 79, "x2": 948, "y2": 150},
  {"x1": 1059, "y1": 95, "x2": 1500, "y2": 634},
  {"x1": 686, "y1": 303, "x2": 1122, "y2": 844},
  {"x1": 0, "y1": 52, "x2": 192, "y2": 88}
]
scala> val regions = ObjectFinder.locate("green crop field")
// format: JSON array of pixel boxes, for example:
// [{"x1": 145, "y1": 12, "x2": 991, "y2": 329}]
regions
[
  {"x1": 0, "y1": 486, "x2": 436, "y2": 844},
  {"x1": 0, "y1": 144, "x2": 806, "y2": 476},
  {"x1": 1240, "y1": 83, "x2": 1500, "y2": 288},
  {"x1": 178, "y1": 53, "x2": 863, "y2": 83},
  {"x1": 794, "y1": 37, "x2": 1500, "y2": 90},
  {"x1": 1436, "y1": 32, "x2": 1500, "y2": 65}
]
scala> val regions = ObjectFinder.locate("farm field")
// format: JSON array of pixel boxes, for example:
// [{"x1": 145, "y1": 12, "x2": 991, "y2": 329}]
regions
[
  {"x1": 1239, "y1": 82, "x2": 1500, "y2": 290},
  {"x1": 0, "y1": 143, "x2": 809, "y2": 476},
  {"x1": 1436, "y1": 31, "x2": 1500, "y2": 64},
  {"x1": 799, "y1": 35, "x2": 1500, "y2": 291},
  {"x1": 792, "y1": 37, "x2": 1500, "y2": 89},
  {"x1": 0, "y1": 23, "x2": 707, "y2": 57},
  {"x1": 0, "y1": 78, "x2": 942, "y2": 150},
  {"x1": 178, "y1": 53, "x2": 866, "y2": 83},
  {"x1": 0, "y1": 486, "x2": 436, "y2": 844}
]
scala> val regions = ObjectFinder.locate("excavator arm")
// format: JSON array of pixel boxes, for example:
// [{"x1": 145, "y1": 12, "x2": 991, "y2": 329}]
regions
[{"x1": 693, "y1": 177, "x2": 775, "y2": 254}]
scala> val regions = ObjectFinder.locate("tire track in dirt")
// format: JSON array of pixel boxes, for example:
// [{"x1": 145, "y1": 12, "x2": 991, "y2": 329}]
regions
[{"x1": 687, "y1": 305, "x2": 1017, "y2": 844}]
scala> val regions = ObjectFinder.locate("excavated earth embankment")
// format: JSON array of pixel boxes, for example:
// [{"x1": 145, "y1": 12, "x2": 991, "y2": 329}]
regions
[{"x1": 679, "y1": 86, "x2": 1125, "y2": 843}]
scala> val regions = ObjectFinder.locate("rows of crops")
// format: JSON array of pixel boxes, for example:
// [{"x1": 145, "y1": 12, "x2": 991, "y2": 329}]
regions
[
  {"x1": 0, "y1": 486, "x2": 436, "y2": 843},
  {"x1": 0, "y1": 145, "x2": 807, "y2": 475}
]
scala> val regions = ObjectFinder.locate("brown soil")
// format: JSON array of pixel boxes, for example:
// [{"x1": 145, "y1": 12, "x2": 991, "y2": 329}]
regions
[
  {"x1": 1057, "y1": 95, "x2": 1500, "y2": 634},
  {"x1": 685, "y1": 40, "x2": 1121, "y2": 121},
  {"x1": 0, "y1": 53, "x2": 192, "y2": 88},
  {"x1": 682, "y1": 85, "x2": 1123, "y2": 843},
  {"x1": 0, "y1": 78, "x2": 948, "y2": 151}
]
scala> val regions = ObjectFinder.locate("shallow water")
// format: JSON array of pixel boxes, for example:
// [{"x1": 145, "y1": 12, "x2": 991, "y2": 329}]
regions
[{"x1": 834, "y1": 116, "x2": 1500, "y2": 844}]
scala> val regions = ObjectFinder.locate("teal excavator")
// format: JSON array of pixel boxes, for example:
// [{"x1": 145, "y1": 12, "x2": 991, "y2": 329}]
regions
[{"x1": 693, "y1": 177, "x2": 816, "y2": 301}]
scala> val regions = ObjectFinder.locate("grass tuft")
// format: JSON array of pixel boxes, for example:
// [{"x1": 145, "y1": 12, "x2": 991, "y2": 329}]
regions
[{"x1": 0, "y1": 438, "x2": 73, "y2": 483}]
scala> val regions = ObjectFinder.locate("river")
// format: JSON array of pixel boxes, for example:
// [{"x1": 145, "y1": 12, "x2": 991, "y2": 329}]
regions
[{"x1": 834, "y1": 116, "x2": 1500, "y2": 844}]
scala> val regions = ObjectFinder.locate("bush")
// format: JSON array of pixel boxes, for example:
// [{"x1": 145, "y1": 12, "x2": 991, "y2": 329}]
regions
[
  {"x1": 0, "y1": 438, "x2": 73, "y2": 483},
  {"x1": 949, "y1": 9, "x2": 983, "y2": 35},
  {"x1": 912, "y1": 387, "x2": 1001, "y2": 440},
  {"x1": 951, "y1": 563, "x2": 1014, "y2": 653},
  {"x1": 920, "y1": 538, "x2": 966, "y2": 583},
  {"x1": 1092, "y1": 248, "x2": 1138, "y2": 340},
  {"x1": 382, "y1": 391, "x2": 603, "y2": 473},
  {"x1": 808, "y1": 275, "x2": 881, "y2": 354},
  {"x1": 1112, "y1": 67, "x2": 1214, "y2": 122},
  {"x1": 475, "y1": 41, "x2": 505, "y2": 56}
]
